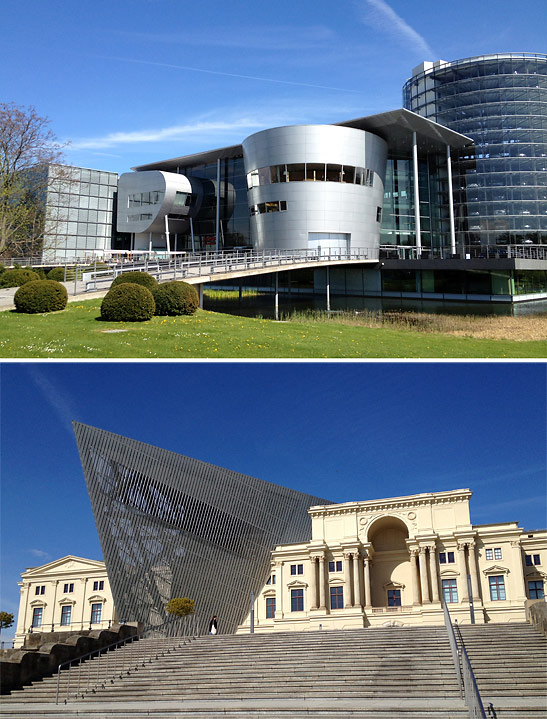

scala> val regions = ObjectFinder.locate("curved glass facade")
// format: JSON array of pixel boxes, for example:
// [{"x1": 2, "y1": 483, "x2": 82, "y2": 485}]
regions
[{"x1": 403, "y1": 53, "x2": 547, "y2": 245}]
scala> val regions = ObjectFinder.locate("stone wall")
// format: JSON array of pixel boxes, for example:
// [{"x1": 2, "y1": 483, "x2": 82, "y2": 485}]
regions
[
  {"x1": 527, "y1": 600, "x2": 547, "y2": 636},
  {"x1": 0, "y1": 622, "x2": 140, "y2": 695}
]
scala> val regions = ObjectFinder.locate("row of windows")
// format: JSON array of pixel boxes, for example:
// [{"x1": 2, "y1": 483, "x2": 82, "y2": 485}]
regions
[
  {"x1": 128, "y1": 190, "x2": 164, "y2": 207},
  {"x1": 127, "y1": 213, "x2": 153, "y2": 222},
  {"x1": 35, "y1": 580, "x2": 105, "y2": 595},
  {"x1": 525, "y1": 554, "x2": 541, "y2": 566},
  {"x1": 246, "y1": 164, "x2": 375, "y2": 190},
  {"x1": 49, "y1": 195, "x2": 113, "y2": 212},
  {"x1": 250, "y1": 200, "x2": 287, "y2": 216},
  {"x1": 31, "y1": 603, "x2": 103, "y2": 628}
]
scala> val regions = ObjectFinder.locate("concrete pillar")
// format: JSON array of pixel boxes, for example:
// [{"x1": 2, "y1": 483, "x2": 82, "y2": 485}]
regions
[
  {"x1": 274, "y1": 273, "x2": 279, "y2": 321},
  {"x1": 457, "y1": 544, "x2": 469, "y2": 602},
  {"x1": 343, "y1": 552, "x2": 352, "y2": 608},
  {"x1": 318, "y1": 555, "x2": 327, "y2": 610},
  {"x1": 419, "y1": 547, "x2": 431, "y2": 604},
  {"x1": 199, "y1": 284, "x2": 204, "y2": 309},
  {"x1": 429, "y1": 545, "x2": 440, "y2": 603},
  {"x1": 412, "y1": 131, "x2": 422, "y2": 254},
  {"x1": 353, "y1": 553, "x2": 362, "y2": 608},
  {"x1": 410, "y1": 549, "x2": 421, "y2": 605},
  {"x1": 364, "y1": 556, "x2": 372, "y2": 608},
  {"x1": 309, "y1": 556, "x2": 318, "y2": 610},
  {"x1": 468, "y1": 542, "x2": 480, "y2": 600},
  {"x1": 326, "y1": 266, "x2": 331, "y2": 312}
]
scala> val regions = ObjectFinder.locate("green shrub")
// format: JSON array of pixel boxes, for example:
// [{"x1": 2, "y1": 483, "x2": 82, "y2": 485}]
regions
[
  {"x1": 165, "y1": 597, "x2": 195, "y2": 617},
  {"x1": 47, "y1": 267, "x2": 66, "y2": 281},
  {"x1": 0, "y1": 264, "x2": 6, "y2": 276},
  {"x1": 0, "y1": 268, "x2": 40, "y2": 288},
  {"x1": 111, "y1": 271, "x2": 158, "y2": 291},
  {"x1": 153, "y1": 281, "x2": 199, "y2": 316},
  {"x1": 101, "y1": 283, "x2": 155, "y2": 322},
  {"x1": 32, "y1": 268, "x2": 47, "y2": 280},
  {"x1": 14, "y1": 280, "x2": 68, "y2": 314}
]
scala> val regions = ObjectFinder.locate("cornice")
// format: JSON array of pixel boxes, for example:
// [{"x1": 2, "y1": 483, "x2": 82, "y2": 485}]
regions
[{"x1": 309, "y1": 489, "x2": 472, "y2": 518}]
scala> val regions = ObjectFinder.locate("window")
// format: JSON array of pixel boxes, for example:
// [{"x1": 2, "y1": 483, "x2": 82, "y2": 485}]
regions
[
  {"x1": 387, "y1": 589, "x2": 401, "y2": 606},
  {"x1": 291, "y1": 589, "x2": 304, "y2": 612},
  {"x1": 525, "y1": 554, "x2": 541, "y2": 566},
  {"x1": 90, "y1": 603, "x2": 102, "y2": 623},
  {"x1": 290, "y1": 564, "x2": 303, "y2": 575},
  {"x1": 35, "y1": 585, "x2": 45, "y2": 595},
  {"x1": 439, "y1": 552, "x2": 455, "y2": 564},
  {"x1": 32, "y1": 607, "x2": 43, "y2": 627},
  {"x1": 173, "y1": 191, "x2": 191, "y2": 207},
  {"x1": 60, "y1": 605, "x2": 72, "y2": 626},
  {"x1": 494, "y1": 548, "x2": 502, "y2": 560},
  {"x1": 486, "y1": 549, "x2": 493, "y2": 560},
  {"x1": 442, "y1": 579, "x2": 458, "y2": 603},
  {"x1": 376, "y1": 206, "x2": 383, "y2": 223},
  {"x1": 328, "y1": 561, "x2": 343, "y2": 573},
  {"x1": 330, "y1": 586, "x2": 344, "y2": 609},
  {"x1": 93, "y1": 580, "x2": 104, "y2": 591},
  {"x1": 528, "y1": 580, "x2": 544, "y2": 599},
  {"x1": 489, "y1": 575, "x2": 506, "y2": 601},
  {"x1": 63, "y1": 583, "x2": 74, "y2": 593},
  {"x1": 266, "y1": 575, "x2": 276, "y2": 585},
  {"x1": 265, "y1": 597, "x2": 276, "y2": 618}
]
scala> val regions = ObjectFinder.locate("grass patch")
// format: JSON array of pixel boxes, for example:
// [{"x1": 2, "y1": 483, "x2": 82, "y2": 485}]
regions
[{"x1": 0, "y1": 299, "x2": 545, "y2": 358}]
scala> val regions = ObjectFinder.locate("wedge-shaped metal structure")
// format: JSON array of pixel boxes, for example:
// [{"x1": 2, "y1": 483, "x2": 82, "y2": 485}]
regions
[{"x1": 74, "y1": 422, "x2": 329, "y2": 634}]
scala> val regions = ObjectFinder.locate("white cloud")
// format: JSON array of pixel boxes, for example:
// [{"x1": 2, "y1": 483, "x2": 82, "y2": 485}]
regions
[
  {"x1": 356, "y1": 0, "x2": 435, "y2": 58},
  {"x1": 28, "y1": 549, "x2": 51, "y2": 559},
  {"x1": 25, "y1": 366, "x2": 77, "y2": 436}
]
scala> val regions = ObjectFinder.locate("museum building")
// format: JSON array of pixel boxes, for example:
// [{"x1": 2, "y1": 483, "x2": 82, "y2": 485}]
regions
[{"x1": 74, "y1": 424, "x2": 546, "y2": 637}]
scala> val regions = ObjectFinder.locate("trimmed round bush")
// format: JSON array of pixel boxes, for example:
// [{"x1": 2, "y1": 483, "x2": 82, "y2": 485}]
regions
[
  {"x1": 152, "y1": 281, "x2": 199, "y2": 316},
  {"x1": 14, "y1": 280, "x2": 68, "y2": 314},
  {"x1": 111, "y1": 271, "x2": 158, "y2": 291},
  {"x1": 0, "y1": 268, "x2": 40, "y2": 288},
  {"x1": 101, "y1": 283, "x2": 155, "y2": 322},
  {"x1": 47, "y1": 267, "x2": 66, "y2": 281}
]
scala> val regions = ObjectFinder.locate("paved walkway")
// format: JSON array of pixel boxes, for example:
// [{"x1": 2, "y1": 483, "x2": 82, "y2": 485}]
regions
[{"x1": 0, "y1": 284, "x2": 109, "y2": 312}]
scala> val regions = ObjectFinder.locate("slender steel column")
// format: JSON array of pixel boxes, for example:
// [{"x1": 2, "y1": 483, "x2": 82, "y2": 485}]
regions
[
  {"x1": 274, "y1": 273, "x2": 279, "y2": 321},
  {"x1": 447, "y1": 145, "x2": 456, "y2": 254},
  {"x1": 326, "y1": 266, "x2": 331, "y2": 312},
  {"x1": 164, "y1": 215, "x2": 171, "y2": 254},
  {"x1": 148, "y1": 232, "x2": 152, "y2": 253},
  {"x1": 215, "y1": 158, "x2": 221, "y2": 253},
  {"x1": 190, "y1": 216, "x2": 195, "y2": 254},
  {"x1": 199, "y1": 284, "x2": 204, "y2": 309},
  {"x1": 412, "y1": 131, "x2": 422, "y2": 253},
  {"x1": 428, "y1": 545, "x2": 440, "y2": 603}
]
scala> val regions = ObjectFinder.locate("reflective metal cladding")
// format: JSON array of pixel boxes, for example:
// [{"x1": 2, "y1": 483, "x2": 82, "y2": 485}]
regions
[{"x1": 74, "y1": 422, "x2": 330, "y2": 634}]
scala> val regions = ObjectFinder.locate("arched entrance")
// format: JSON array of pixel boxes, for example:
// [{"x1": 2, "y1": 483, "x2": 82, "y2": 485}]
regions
[{"x1": 367, "y1": 516, "x2": 410, "y2": 608}]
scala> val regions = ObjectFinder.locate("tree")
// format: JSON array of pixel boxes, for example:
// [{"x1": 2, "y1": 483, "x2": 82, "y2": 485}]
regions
[
  {"x1": 165, "y1": 598, "x2": 195, "y2": 617},
  {"x1": 0, "y1": 103, "x2": 67, "y2": 258},
  {"x1": 0, "y1": 611, "x2": 14, "y2": 634}
]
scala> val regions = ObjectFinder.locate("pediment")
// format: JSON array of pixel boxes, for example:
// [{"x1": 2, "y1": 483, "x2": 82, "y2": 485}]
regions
[
  {"x1": 440, "y1": 568, "x2": 459, "y2": 577},
  {"x1": 29, "y1": 599, "x2": 47, "y2": 608},
  {"x1": 482, "y1": 564, "x2": 509, "y2": 576},
  {"x1": 287, "y1": 580, "x2": 308, "y2": 589},
  {"x1": 262, "y1": 589, "x2": 276, "y2": 597},
  {"x1": 87, "y1": 594, "x2": 107, "y2": 603},
  {"x1": 383, "y1": 581, "x2": 405, "y2": 590},
  {"x1": 328, "y1": 577, "x2": 346, "y2": 585},
  {"x1": 23, "y1": 556, "x2": 105, "y2": 578}
]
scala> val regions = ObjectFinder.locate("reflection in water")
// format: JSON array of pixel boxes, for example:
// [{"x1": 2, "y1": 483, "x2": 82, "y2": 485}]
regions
[{"x1": 203, "y1": 292, "x2": 547, "y2": 320}]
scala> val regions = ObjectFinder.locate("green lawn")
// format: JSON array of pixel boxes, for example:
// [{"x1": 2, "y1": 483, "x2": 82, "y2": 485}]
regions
[{"x1": 0, "y1": 299, "x2": 545, "y2": 358}]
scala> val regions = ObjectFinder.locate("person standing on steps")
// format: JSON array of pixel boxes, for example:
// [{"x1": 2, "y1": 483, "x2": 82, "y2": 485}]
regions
[{"x1": 208, "y1": 615, "x2": 218, "y2": 635}]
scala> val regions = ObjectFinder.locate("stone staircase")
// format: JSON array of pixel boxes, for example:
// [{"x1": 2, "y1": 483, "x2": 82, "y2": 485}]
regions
[{"x1": 1, "y1": 623, "x2": 545, "y2": 719}]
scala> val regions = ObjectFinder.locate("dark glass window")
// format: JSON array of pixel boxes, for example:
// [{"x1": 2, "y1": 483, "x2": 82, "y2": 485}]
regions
[
  {"x1": 63, "y1": 583, "x2": 74, "y2": 593},
  {"x1": 291, "y1": 589, "x2": 304, "y2": 612},
  {"x1": 35, "y1": 585, "x2": 45, "y2": 595},
  {"x1": 442, "y1": 579, "x2": 458, "y2": 603},
  {"x1": 93, "y1": 580, "x2": 104, "y2": 591},
  {"x1": 266, "y1": 575, "x2": 276, "y2": 585},
  {"x1": 265, "y1": 597, "x2": 276, "y2": 618},
  {"x1": 528, "y1": 580, "x2": 544, "y2": 599},
  {"x1": 328, "y1": 560, "x2": 342, "y2": 572},
  {"x1": 439, "y1": 552, "x2": 455, "y2": 564},
  {"x1": 388, "y1": 589, "x2": 401, "y2": 606},
  {"x1": 60, "y1": 605, "x2": 72, "y2": 626},
  {"x1": 525, "y1": 555, "x2": 533, "y2": 566},
  {"x1": 330, "y1": 586, "x2": 344, "y2": 609},
  {"x1": 290, "y1": 564, "x2": 303, "y2": 575},
  {"x1": 489, "y1": 575, "x2": 506, "y2": 601}
]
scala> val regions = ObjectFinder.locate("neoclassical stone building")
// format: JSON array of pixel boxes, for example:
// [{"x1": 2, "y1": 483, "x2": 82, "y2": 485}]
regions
[
  {"x1": 239, "y1": 489, "x2": 546, "y2": 632},
  {"x1": 14, "y1": 556, "x2": 116, "y2": 648}
]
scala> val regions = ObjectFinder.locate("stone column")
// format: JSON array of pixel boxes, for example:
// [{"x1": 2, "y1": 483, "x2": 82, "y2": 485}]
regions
[
  {"x1": 467, "y1": 542, "x2": 480, "y2": 600},
  {"x1": 457, "y1": 544, "x2": 469, "y2": 602},
  {"x1": 343, "y1": 552, "x2": 353, "y2": 608},
  {"x1": 278, "y1": 562, "x2": 284, "y2": 617},
  {"x1": 353, "y1": 553, "x2": 362, "y2": 608},
  {"x1": 419, "y1": 547, "x2": 431, "y2": 603},
  {"x1": 428, "y1": 546, "x2": 440, "y2": 603},
  {"x1": 410, "y1": 549, "x2": 421, "y2": 605},
  {"x1": 318, "y1": 555, "x2": 326, "y2": 610},
  {"x1": 364, "y1": 556, "x2": 372, "y2": 608},
  {"x1": 309, "y1": 556, "x2": 318, "y2": 610}
]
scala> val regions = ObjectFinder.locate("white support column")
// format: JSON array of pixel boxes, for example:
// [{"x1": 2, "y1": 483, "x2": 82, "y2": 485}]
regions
[
  {"x1": 164, "y1": 215, "x2": 171, "y2": 254},
  {"x1": 278, "y1": 562, "x2": 284, "y2": 618},
  {"x1": 274, "y1": 273, "x2": 279, "y2": 321},
  {"x1": 190, "y1": 216, "x2": 195, "y2": 254},
  {"x1": 428, "y1": 546, "x2": 440, "y2": 603},
  {"x1": 364, "y1": 556, "x2": 372, "y2": 608},
  {"x1": 326, "y1": 266, "x2": 331, "y2": 312},
  {"x1": 468, "y1": 542, "x2": 480, "y2": 600},
  {"x1": 352, "y1": 553, "x2": 362, "y2": 608},
  {"x1": 412, "y1": 131, "x2": 422, "y2": 254},
  {"x1": 198, "y1": 284, "x2": 204, "y2": 309},
  {"x1": 318, "y1": 555, "x2": 326, "y2": 610},
  {"x1": 419, "y1": 547, "x2": 431, "y2": 604},
  {"x1": 410, "y1": 549, "x2": 421, "y2": 605},
  {"x1": 457, "y1": 544, "x2": 469, "y2": 603},
  {"x1": 309, "y1": 556, "x2": 318, "y2": 610},
  {"x1": 148, "y1": 232, "x2": 153, "y2": 253},
  {"x1": 343, "y1": 552, "x2": 352, "y2": 608},
  {"x1": 447, "y1": 144, "x2": 456, "y2": 255}
]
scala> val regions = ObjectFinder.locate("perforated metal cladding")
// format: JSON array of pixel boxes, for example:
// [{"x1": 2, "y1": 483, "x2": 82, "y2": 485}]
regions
[{"x1": 74, "y1": 423, "x2": 330, "y2": 634}]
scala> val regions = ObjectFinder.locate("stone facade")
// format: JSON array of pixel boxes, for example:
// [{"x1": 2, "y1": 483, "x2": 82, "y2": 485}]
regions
[
  {"x1": 238, "y1": 489, "x2": 546, "y2": 632},
  {"x1": 14, "y1": 556, "x2": 116, "y2": 648}
]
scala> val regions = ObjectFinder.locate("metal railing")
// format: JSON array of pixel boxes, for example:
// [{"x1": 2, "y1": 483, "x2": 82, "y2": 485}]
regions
[
  {"x1": 55, "y1": 613, "x2": 198, "y2": 705},
  {"x1": 443, "y1": 602, "x2": 487, "y2": 719},
  {"x1": 379, "y1": 243, "x2": 547, "y2": 261}
]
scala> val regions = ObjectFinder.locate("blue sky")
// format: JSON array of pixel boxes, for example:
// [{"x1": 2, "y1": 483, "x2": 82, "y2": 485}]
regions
[
  {"x1": 1, "y1": 362, "x2": 546, "y2": 641},
  {"x1": 2, "y1": 0, "x2": 546, "y2": 174}
]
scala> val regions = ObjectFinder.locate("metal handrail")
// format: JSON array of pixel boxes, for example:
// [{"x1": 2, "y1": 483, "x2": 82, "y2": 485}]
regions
[
  {"x1": 443, "y1": 603, "x2": 487, "y2": 719},
  {"x1": 379, "y1": 243, "x2": 547, "y2": 261},
  {"x1": 55, "y1": 613, "x2": 198, "y2": 705}
]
